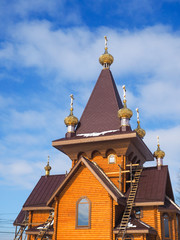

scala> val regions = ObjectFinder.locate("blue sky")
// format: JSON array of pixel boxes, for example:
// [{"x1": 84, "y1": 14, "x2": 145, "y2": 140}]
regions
[{"x1": 1, "y1": 0, "x2": 180, "y2": 238}]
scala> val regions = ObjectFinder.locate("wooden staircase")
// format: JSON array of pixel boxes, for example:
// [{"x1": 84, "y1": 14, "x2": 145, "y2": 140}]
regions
[
  {"x1": 117, "y1": 166, "x2": 143, "y2": 239},
  {"x1": 35, "y1": 211, "x2": 54, "y2": 240}
]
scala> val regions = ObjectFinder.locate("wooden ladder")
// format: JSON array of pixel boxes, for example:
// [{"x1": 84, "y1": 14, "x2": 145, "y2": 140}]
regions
[
  {"x1": 35, "y1": 211, "x2": 54, "y2": 240},
  {"x1": 117, "y1": 167, "x2": 143, "y2": 239}
]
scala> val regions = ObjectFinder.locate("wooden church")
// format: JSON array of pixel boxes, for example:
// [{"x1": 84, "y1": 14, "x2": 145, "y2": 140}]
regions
[{"x1": 14, "y1": 37, "x2": 180, "y2": 240}]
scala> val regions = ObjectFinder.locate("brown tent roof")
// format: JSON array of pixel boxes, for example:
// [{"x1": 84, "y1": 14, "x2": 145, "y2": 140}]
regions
[
  {"x1": 76, "y1": 69, "x2": 123, "y2": 135},
  {"x1": 125, "y1": 165, "x2": 174, "y2": 204},
  {"x1": 23, "y1": 174, "x2": 66, "y2": 209},
  {"x1": 48, "y1": 157, "x2": 125, "y2": 206}
]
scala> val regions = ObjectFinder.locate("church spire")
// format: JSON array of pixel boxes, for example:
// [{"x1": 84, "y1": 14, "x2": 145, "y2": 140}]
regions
[
  {"x1": 134, "y1": 108, "x2": 146, "y2": 138},
  {"x1": 99, "y1": 36, "x2": 114, "y2": 69},
  {"x1": 118, "y1": 85, "x2": 133, "y2": 131},
  {"x1": 76, "y1": 37, "x2": 123, "y2": 135}
]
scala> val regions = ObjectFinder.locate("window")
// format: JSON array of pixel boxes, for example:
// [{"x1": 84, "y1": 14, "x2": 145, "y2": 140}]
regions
[
  {"x1": 177, "y1": 215, "x2": 180, "y2": 240},
  {"x1": 108, "y1": 154, "x2": 116, "y2": 164},
  {"x1": 76, "y1": 197, "x2": 91, "y2": 228},
  {"x1": 133, "y1": 207, "x2": 143, "y2": 219},
  {"x1": 124, "y1": 234, "x2": 133, "y2": 240},
  {"x1": 162, "y1": 213, "x2": 171, "y2": 240}
]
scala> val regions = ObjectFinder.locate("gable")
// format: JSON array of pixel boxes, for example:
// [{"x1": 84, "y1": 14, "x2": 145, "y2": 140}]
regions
[
  {"x1": 58, "y1": 165, "x2": 112, "y2": 201},
  {"x1": 48, "y1": 157, "x2": 125, "y2": 206}
]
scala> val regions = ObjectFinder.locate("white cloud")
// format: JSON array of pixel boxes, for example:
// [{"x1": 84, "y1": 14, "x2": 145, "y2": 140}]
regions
[
  {"x1": 0, "y1": 0, "x2": 82, "y2": 27},
  {"x1": 0, "y1": 23, "x2": 180, "y2": 192}
]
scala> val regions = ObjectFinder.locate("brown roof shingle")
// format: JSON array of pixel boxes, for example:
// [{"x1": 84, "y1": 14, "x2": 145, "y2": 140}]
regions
[
  {"x1": 23, "y1": 174, "x2": 66, "y2": 208},
  {"x1": 76, "y1": 69, "x2": 123, "y2": 134},
  {"x1": 114, "y1": 218, "x2": 157, "y2": 234},
  {"x1": 125, "y1": 166, "x2": 174, "y2": 204},
  {"x1": 13, "y1": 210, "x2": 28, "y2": 226}
]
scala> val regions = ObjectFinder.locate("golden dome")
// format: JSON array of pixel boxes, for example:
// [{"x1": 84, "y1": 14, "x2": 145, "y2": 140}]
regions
[
  {"x1": 118, "y1": 85, "x2": 133, "y2": 119},
  {"x1": 99, "y1": 50, "x2": 114, "y2": 67},
  {"x1": 64, "y1": 94, "x2": 78, "y2": 127},
  {"x1": 64, "y1": 113, "x2": 78, "y2": 126},
  {"x1": 118, "y1": 100, "x2": 133, "y2": 119},
  {"x1": 154, "y1": 146, "x2": 165, "y2": 159},
  {"x1": 99, "y1": 36, "x2": 114, "y2": 68},
  {"x1": 44, "y1": 156, "x2": 51, "y2": 176},
  {"x1": 135, "y1": 122, "x2": 146, "y2": 138},
  {"x1": 134, "y1": 108, "x2": 146, "y2": 138},
  {"x1": 153, "y1": 136, "x2": 165, "y2": 159}
]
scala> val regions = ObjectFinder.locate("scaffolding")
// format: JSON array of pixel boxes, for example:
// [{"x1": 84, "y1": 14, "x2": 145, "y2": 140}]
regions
[
  {"x1": 35, "y1": 211, "x2": 54, "y2": 240},
  {"x1": 14, "y1": 212, "x2": 29, "y2": 240}
]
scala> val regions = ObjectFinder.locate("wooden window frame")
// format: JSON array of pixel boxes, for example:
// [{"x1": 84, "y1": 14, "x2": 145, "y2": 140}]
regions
[
  {"x1": 75, "y1": 196, "x2": 91, "y2": 229},
  {"x1": 162, "y1": 213, "x2": 172, "y2": 240},
  {"x1": 177, "y1": 214, "x2": 180, "y2": 240},
  {"x1": 133, "y1": 207, "x2": 143, "y2": 219}
]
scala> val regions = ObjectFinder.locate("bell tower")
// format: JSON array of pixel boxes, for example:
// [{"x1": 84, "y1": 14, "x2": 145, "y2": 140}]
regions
[{"x1": 52, "y1": 37, "x2": 153, "y2": 193}]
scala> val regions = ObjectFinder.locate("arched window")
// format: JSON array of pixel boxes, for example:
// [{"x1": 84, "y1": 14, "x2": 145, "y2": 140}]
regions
[
  {"x1": 124, "y1": 234, "x2": 133, "y2": 240},
  {"x1": 106, "y1": 149, "x2": 117, "y2": 164},
  {"x1": 162, "y1": 213, "x2": 171, "y2": 239},
  {"x1": 76, "y1": 197, "x2": 91, "y2": 229}
]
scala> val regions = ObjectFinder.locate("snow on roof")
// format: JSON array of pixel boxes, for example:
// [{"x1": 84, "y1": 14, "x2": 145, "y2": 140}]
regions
[{"x1": 77, "y1": 129, "x2": 119, "y2": 137}]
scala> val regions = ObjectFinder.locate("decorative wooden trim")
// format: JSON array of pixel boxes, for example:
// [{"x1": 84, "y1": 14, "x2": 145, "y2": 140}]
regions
[
  {"x1": 26, "y1": 230, "x2": 53, "y2": 235},
  {"x1": 53, "y1": 132, "x2": 137, "y2": 146},
  {"x1": 114, "y1": 229, "x2": 157, "y2": 234},
  {"x1": 134, "y1": 201, "x2": 164, "y2": 206},
  {"x1": 22, "y1": 206, "x2": 54, "y2": 211}
]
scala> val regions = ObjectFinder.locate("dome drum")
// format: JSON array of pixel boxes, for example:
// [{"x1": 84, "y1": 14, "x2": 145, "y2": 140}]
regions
[{"x1": 120, "y1": 117, "x2": 130, "y2": 127}]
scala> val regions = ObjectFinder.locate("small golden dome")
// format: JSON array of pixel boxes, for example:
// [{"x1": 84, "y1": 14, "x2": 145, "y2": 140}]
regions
[
  {"x1": 44, "y1": 156, "x2": 51, "y2": 176},
  {"x1": 64, "y1": 114, "x2": 78, "y2": 126},
  {"x1": 153, "y1": 136, "x2": 165, "y2": 159},
  {"x1": 99, "y1": 36, "x2": 114, "y2": 68},
  {"x1": 118, "y1": 85, "x2": 133, "y2": 119},
  {"x1": 134, "y1": 108, "x2": 146, "y2": 138},
  {"x1": 154, "y1": 146, "x2": 165, "y2": 159},
  {"x1": 118, "y1": 101, "x2": 133, "y2": 119},
  {"x1": 64, "y1": 94, "x2": 78, "y2": 127},
  {"x1": 135, "y1": 122, "x2": 146, "y2": 138},
  {"x1": 99, "y1": 50, "x2": 114, "y2": 67}
]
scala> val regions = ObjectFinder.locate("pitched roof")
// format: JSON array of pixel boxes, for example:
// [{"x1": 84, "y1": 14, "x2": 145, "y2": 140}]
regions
[
  {"x1": 48, "y1": 157, "x2": 125, "y2": 206},
  {"x1": 126, "y1": 165, "x2": 174, "y2": 205},
  {"x1": 26, "y1": 224, "x2": 53, "y2": 235},
  {"x1": 13, "y1": 210, "x2": 28, "y2": 226},
  {"x1": 158, "y1": 196, "x2": 180, "y2": 213},
  {"x1": 23, "y1": 174, "x2": 66, "y2": 210},
  {"x1": 114, "y1": 218, "x2": 157, "y2": 234},
  {"x1": 76, "y1": 69, "x2": 123, "y2": 135}
]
